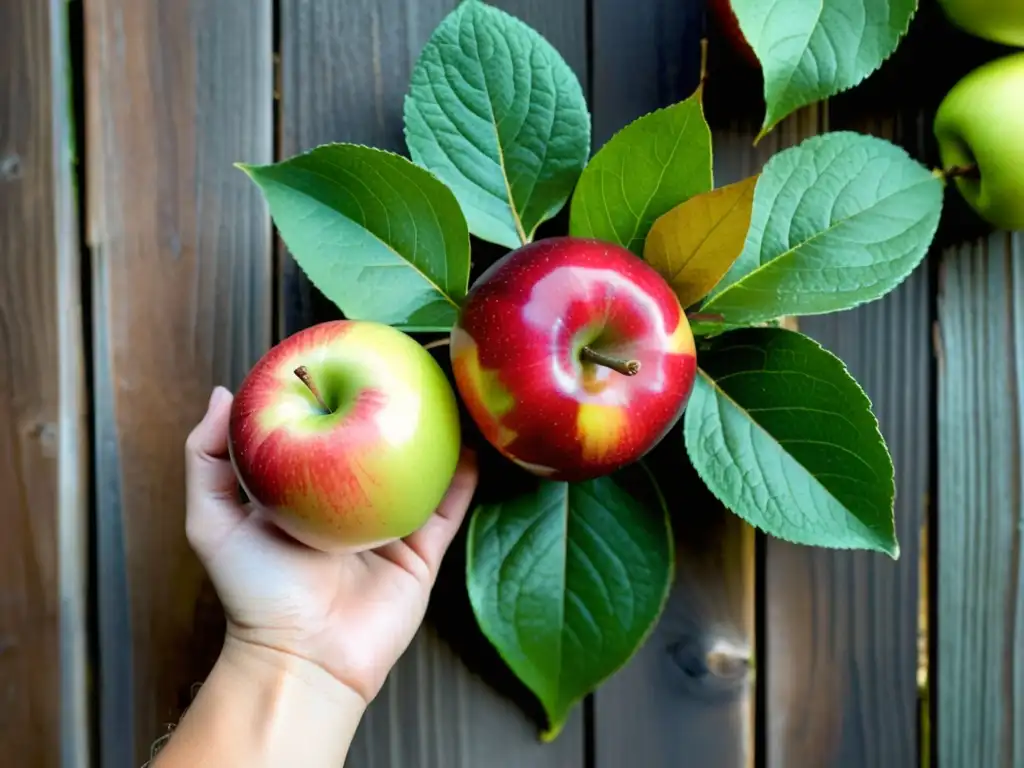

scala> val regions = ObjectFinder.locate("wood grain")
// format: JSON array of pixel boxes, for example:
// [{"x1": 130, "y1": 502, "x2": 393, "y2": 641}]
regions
[
  {"x1": 0, "y1": 0, "x2": 89, "y2": 766},
  {"x1": 768, "y1": 267, "x2": 930, "y2": 766},
  {"x1": 748, "y1": 97, "x2": 931, "y2": 767},
  {"x1": 277, "y1": 1, "x2": 588, "y2": 764},
  {"x1": 936, "y1": 234, "x2": 1024, "y2": 768},
  {"x1": 84, "y1": 1, "x2": 273, "y2": 764},
  {"x1": 586, "y1": 1, "x2": 786, "y2": 763}
]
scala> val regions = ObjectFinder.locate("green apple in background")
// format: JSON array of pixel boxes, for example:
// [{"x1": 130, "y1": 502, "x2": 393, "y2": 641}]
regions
[
  {"x1": 937, "y1": 0, "x2": 1024, "y2": 46},
  {"x1": 933, "y1": 51, "x2": 1024, "y2": 231},
  {"x1": 228, "y1": 319, "x2": 462, "y2": 554}
]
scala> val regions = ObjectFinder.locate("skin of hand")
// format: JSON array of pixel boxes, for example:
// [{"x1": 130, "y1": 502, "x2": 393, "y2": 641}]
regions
[{"x1": 152, "y1": 386, "x2": 479, "y2": 767}]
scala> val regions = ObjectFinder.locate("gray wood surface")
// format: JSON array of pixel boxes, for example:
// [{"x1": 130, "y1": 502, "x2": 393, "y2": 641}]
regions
[
  {"x1": 84, "y1": 1, "x2": 274, "y2": 765},
  {"x1": 936, "y1": 233, "x2": 1024, "y2": 768},
  {"x1": 1, "y1": 0, "x2": 89, "y2": 766},
  {"x1": 277, "y1": 1, "x2": 588, "y2": 764},
  {"x1": 586, "y1": 3, "x2": 772, "y2": 764},
  {"x1": 762, "y1": 108, "x2": 930, "y2": 767}
]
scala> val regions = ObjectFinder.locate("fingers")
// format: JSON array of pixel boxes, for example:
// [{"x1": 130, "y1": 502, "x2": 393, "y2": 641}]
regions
[
  {"x1": 185, "y1": 386, "x2": 247, "y2": 553},
  {"x1": 403, "y1": 448, "x2": 479, "y2": 580}
]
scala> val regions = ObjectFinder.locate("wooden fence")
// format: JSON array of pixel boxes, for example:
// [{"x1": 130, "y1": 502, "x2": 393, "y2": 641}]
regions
[{"x1": 2, "y1": 0, "x2": 1021, "y2": 766}]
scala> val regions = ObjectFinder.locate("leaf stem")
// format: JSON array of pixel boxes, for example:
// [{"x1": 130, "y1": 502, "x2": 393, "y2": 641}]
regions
[
  {"x1": 423, "y1": 338, "x2": 450, "y2": 351},
  {"x1": 580, "y1": 346, "x2": 641, "y2": 376},
  {"x1": 699, "y1": 37, "x2": 709, "y2": 89},
  {"x1": 294, "y1": 366, "x2": 331, "y2": 413}
]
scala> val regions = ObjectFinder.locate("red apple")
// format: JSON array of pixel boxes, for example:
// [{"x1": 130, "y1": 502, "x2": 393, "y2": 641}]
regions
[
  {"x1": 228, "y1": 319, "x2": 462, "y2": 553},
  {"x1": 709, "y1": 0, "x2": 758, "y2": 67},
  {"x1": 449, "y1": 237, "x2": 697, "y2": 483}
]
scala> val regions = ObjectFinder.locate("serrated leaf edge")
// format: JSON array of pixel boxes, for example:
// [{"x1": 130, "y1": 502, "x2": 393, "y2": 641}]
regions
[
  {"x1": 569, "y1": 90, "x2": 714, "y2": 251},
  {"x1": 401, "y1": 0, "x2": 590, "y2": 249},
  {"x1": 644, "y1": 175, "x2": 757, "y2": 308},
  {"x1": 236, "y1": 142, "x2": 470, "y2": 323},
  {"x1": 685, "y1": 328, "x2": 899, "y2": 558},
  {"x1": 745, "y1": 0, "x2": 920, "y2": 140},
  {"x1": 701, "y1": 131, "x2": 942, "y2": 323},
  {"x1": 465, "y1": 470, "x2": 676, "y2": 742}
]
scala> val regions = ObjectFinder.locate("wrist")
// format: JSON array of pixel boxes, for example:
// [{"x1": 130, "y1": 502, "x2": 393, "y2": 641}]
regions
[{"x1": 153, "y1": 635, "x2": 366, "y2": 767}]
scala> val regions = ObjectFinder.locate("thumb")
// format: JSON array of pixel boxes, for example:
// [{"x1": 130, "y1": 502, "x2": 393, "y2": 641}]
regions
[{"x1": 185, "y1": 386, "x2": 246, "y2": 553}]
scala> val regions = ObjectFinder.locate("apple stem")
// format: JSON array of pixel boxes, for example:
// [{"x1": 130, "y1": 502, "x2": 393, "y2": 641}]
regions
[
  {"x1": 580, "y1": 346, "x2": 641, "y2": 376},
  {"x1": 943, "y1": 163, "x2": 979, "y2": 180},
  {"x1": 423, "y1": 338, "x2": 450, "y2": 351},
  {"x1": 294, "y1": 366, "x2": 331, "y2": 413}
]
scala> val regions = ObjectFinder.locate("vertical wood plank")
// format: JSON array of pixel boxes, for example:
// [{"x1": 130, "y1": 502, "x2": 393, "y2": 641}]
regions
[
  {"x1": 1, "y1": 0, "x2": 89, "y2": 765},
  {"x1": 277, "y1": 1, "x2": 588, "y2": 765},
  {"x1": 586, "y1": 1, "x2": 796, "y2": 764},
  {"x1": 767, "y1": 257, "x2": 930, "y2": 766},
  {"x1": 85, "y1": 1, "x2": 274, "y2": 764},
  {"x1": 756, "y1": 11, "x2": 958, "y2": 759},
  {"x1": 936, "y1": 233, "x2": 1024, "y2": 768}
]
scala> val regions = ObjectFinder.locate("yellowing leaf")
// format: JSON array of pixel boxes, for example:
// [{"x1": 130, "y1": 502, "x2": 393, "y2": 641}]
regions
[{"x1": 643, "y1": 176, "x2": 757, "y2": 308}]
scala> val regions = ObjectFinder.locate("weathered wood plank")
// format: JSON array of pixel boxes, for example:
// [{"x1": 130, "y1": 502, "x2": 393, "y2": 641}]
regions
[
  {"x1": 277, "y1": 1, "x2": 588, "y2": 764},
  {"x1": 767, "y1": 262, "x2": 930, "y2": 766},
  {"x1": 936, "y1": 233, "x2": 1024, "y2": 768},
  {"x1": 586, "y1": 2, "x2": 788, "y2": 764},
  {"x1": 0, "y1": 0, "x2": 89, "y2": 766},
  {"x1": 748, "y1": 100, "x2": 930, "y2": 768},
  {"x1": 756, "y1": 8, "x2": 1011, "y2": 764},
  {"x1": 84, "y1": 1, "x2": 274, "y2": 764}
]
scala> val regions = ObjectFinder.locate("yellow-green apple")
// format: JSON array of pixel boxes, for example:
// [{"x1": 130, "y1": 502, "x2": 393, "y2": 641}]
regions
[
  {"x1": 937, "y1": 0, "x2": 1024, "y2": 46},
  {"x1": 228, "y1": 319, "x2": 462, "y2": 553},
  {"x1": 449, "y1": 236, "x2": 697, "y2": 483},
  {"x1": 933, "y1": 51, "x2": 1024, "y2": 231}
]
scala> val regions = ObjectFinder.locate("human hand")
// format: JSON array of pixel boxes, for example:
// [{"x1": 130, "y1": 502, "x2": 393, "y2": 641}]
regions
[{"x1": 184, "y1": 385, "x2": 479, "y2": 706}]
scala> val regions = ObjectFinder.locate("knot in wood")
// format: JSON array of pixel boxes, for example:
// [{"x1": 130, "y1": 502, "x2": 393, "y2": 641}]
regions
[{"x1": 668, "y1": 635, "x2": 752, "y2": 700}]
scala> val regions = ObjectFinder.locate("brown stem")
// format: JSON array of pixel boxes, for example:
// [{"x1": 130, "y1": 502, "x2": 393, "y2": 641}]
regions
[
  {"x1": 699, "y1": 37, "x2": 709, "y2": 89},
  {"x1": 423, "y1": 338, "x2": 450, "y2": 351},
  {"x1": 580, "y1": 346, "x2": 641, "y2": 376},
  {"x1": 943, "y1": 163, "x2": 980, "y2": 180},
  {"x1": 294, "y1": 366, "x2": 330, "y2": 413}
]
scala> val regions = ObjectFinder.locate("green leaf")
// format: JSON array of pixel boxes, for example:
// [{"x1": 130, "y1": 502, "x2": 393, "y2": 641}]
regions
[
  {"x1": 701, "y1": 131, "x2": 942, "y2": 327},
  {"x1": 467, "y1": 469, "x2": 673, "y2": 741},
  {"x1": 239, "y1": 143, "x2": 470, "y2": 332},
  {"x1": 568, "y1": 92, "x2": 713, "y2": 256},
  {"x1": 684, "y1": 327, "x2": 897, "y2": 556},
  {"x1": 730, "y1": 0, "x2": 917, "y2": 137},
  {"x1": 644, "y1": 175, "x2": 757, "y2": 308},
  {"x1": 403, "y1": 0, "x2": 590, "y2": 249}
]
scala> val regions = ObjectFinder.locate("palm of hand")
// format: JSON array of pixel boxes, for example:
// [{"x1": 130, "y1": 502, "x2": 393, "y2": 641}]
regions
[
  {"x1": 203, "y1": 508, "x2": 438, "y2": 703},
  {"x1": 184, "y1": 387, "x2": 477, "y2": 706}
]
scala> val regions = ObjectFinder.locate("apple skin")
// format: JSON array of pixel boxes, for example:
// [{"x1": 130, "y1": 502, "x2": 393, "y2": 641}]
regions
[
  {"x1": 934, "y1": 51, "x2": 1024, "y2": 232},
  {"x1": 937, "y1": 0, "x2": 1024, "y2": 47},
  {"x1": 228, "y1": 319, "x2": 462, "y2": 554},
  {"x1": 449, "y1": 236, "x2": 697, "y2": 483}
]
